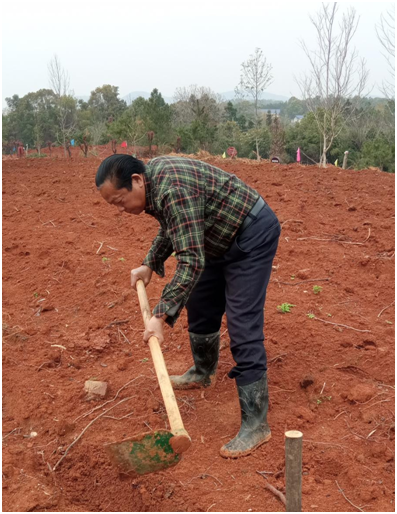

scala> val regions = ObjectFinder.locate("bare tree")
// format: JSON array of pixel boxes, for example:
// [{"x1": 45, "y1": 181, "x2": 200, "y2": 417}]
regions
[
  {"x1": 269, "y1": 116, "x2": 286, "y2": 160},
  {"x1": 48, "y1": 55, "x2": 76, "y2": 156},
  {"x1": 376, "y1": 5, "x2": 395, "y2": 99},
  {"x1": 172, "y1": 85, "x2": 224, "y2": 126},
  {"x1": 235, "y1": 48, "x2": 273, "y2": 160},
  {"x1": 298, "y1": 4, "x2": 369, "y2": 167},
  {"x1": 48, "y1": 54, "x2": 70, "y2": 97}
]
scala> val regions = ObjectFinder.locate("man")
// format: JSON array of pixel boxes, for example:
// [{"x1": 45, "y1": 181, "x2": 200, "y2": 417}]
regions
[{"x1": 95, "y1": 154, "x2": 281, "y2": 458}]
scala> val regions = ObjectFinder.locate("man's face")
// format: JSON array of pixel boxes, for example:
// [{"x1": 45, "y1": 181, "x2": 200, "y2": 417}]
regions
[{"x1": 100, "y1": 176, "x2": 146, "y2": 215}]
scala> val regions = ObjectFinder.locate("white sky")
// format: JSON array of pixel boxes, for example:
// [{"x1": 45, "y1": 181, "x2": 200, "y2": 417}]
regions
[{"x1": 2, "y1": 1, "x2": 395, "y2": 105}]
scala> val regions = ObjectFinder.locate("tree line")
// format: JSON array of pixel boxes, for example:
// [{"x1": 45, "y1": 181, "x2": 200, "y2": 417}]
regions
[{"x1": 3, "y1": 83, "x2": 394, "y2": 172}]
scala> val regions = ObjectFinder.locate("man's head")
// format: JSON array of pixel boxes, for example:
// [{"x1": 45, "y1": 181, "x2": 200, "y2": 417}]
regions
[{"x1": 95, "y1": 154, "x2": 146, "y2": 215}]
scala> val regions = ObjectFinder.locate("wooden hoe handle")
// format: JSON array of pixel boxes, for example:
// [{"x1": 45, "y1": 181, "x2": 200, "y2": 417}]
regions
[{"x1": 136, "y1": 280, "x2": 191, "y2": 453}]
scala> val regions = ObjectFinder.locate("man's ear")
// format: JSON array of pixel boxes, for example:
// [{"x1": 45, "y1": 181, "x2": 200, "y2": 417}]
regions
[{"x1": 131, "y1": 174, "x2": 144, "y2": 188}]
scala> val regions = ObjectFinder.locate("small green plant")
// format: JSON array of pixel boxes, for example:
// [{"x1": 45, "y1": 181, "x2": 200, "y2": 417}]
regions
[
  {"x1": 327, "y1": 313, "x2": 332, "y2": 317},
  {"x1": 118, "y1": 257, "x2": 125, "y2": 262},
  {"x1": 141, "y1": 358, "x2": 149, "y2": 363},
  {"x1": 102, "y1": 257, "x2": 110, "y2": 263},
  {"x1": 313, "y1": 285, "x2": 323, "y2": 295},
  {"x1": 317, "y1": 395, "x2": 332, "y2": 405},
  {"x1": 307, "y1": 313, "x2": 315, "y2": 319},
  {"x1": 290, "y1": 275, "x2": 295, "y2": 280},
  {"x1": 33, "y1": 292, "x2": 39, "y2": 298},
  {"x1": 277, "y1": 303, "x2": 295, "y2": 313}
]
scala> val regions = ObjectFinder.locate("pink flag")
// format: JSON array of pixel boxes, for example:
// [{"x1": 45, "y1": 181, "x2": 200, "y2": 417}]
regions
[
  {"x1": 297, "y1": 147, "x2": 301, "y2": 162},
  {"x1": 121, "y1": 141, "x2": 127, "y2": 148}
]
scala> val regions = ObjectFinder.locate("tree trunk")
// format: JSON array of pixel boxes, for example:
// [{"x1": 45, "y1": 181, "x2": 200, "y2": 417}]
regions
[
  {"x1": 320, "y1": 136, "x2": 327, "y2": 167},
  {"x1": 256, "y1": 137, "x2": 260, "y2": 161}
]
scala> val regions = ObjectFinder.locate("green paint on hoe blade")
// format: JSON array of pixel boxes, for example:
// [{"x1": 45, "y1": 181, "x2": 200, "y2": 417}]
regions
[{"x1": 106, "y1": 430, "x2": 181, "y2": 476}]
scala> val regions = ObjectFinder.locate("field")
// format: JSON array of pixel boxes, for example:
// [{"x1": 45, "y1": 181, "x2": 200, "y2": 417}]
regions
[{"x1": 2, "y1": 149, "x2": 395, "y2": 512}]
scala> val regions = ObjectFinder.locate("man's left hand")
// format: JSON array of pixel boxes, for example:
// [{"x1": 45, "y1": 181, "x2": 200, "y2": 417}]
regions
[{"x1": 143, "y1": 315, "x2": 165, "y2": 344}]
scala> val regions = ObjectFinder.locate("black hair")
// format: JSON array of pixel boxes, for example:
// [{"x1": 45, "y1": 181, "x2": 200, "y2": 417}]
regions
[{"x1": 95, "y1": 154, "x2": 146, "y2": 191}]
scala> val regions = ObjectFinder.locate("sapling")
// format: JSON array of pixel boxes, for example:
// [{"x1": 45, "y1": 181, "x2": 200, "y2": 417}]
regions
[
  {"x1": 277, "y1": 303, "x2": 295, "y2": 313},
  {"x1": 317, "y1": 395, "x2": 332, "y2": 405},
  {"x1": 313, "y1": 285, "x2": 323, "y2": 294}
]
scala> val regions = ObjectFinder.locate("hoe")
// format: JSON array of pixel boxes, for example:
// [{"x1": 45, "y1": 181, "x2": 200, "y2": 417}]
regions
[{"x1": 107, "y1": 280, "x2": 191, "y2": 475}]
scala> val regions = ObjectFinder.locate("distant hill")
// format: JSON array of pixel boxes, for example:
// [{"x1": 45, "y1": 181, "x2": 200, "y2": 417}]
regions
[
  {"x1": 219, "y1": 90, "x2": 289, "y2": 102},
  {"x1": 122, "y1": 91, "x2": 174, "y2": 104},
  {"x1": 121, "y1": 90, "x2": 289, "y2": 104},
  {"x1": 75, "y1": 90, "x2": 289, "y2": 105}
]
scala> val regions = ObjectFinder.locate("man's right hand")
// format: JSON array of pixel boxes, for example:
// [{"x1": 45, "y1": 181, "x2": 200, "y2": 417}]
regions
[{"x1": 130, "y1": 265, "x2": 153, "y2": 290}]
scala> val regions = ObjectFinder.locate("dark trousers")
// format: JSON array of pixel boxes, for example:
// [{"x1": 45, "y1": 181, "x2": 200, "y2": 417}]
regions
[{"x1": 186, "y1": 201, "x2": 281, "y2": 386}]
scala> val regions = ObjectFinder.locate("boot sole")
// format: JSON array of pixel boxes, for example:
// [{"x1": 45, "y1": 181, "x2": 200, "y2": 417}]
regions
[
  {"x1": 219, "y1": 433, "x2": 271, "y2": 459},
  {"x1": 170, "y1": 380, "x2": 215, "y2": 390},
  {"x1": 170, "y1": 375, "x2": 216, "y2": 390}
]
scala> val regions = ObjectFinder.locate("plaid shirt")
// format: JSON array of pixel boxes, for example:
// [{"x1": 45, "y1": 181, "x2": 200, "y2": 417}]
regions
[{"x1": 142, "y1": 156, "x2": 259, "y2": 326}]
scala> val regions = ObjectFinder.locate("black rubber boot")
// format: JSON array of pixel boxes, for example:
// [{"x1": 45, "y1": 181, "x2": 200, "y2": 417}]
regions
[
  {"x1": 170, "y1": 331, "x2": 220, "y2": 389},
  {"x1": 220, "y1": 372, "x2": 271, "y2": 458}
]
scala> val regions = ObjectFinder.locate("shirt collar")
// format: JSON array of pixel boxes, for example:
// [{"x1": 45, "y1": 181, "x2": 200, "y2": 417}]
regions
[{"x1": 143, "y1": 164, "x2": 156, "y2": 213}]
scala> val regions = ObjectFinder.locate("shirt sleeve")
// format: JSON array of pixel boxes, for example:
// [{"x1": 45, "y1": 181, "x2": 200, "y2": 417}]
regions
[
  {"x1": 142, "y1": 227, "x2": 173, "y2": 278},
  {"x1": 152, "y1": 187, "x2": 205, "y2": 327}
]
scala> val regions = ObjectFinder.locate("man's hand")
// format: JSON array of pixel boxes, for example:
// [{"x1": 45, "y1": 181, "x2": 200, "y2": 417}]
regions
[
  {"x1": 143, "y1": 315, "x2": 165, "y2": 344},
  {"x1": 131, "y1": 265, "x2": 153, "y2": 290}
]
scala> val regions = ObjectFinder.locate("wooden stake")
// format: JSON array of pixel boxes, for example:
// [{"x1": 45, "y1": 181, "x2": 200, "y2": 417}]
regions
[{"x1": 285, "y1": 430, "x2": 303, "y2": 512}]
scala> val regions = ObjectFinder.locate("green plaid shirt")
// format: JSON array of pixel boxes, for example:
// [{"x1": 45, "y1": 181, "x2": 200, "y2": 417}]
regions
[{"x1": 142, "y1": 156, "x2": 259, "y2": 326}]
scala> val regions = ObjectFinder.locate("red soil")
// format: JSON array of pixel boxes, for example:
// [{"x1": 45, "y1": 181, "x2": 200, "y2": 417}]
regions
[{"x1": 2, "y1": 150, "x2": 395, "y2": 512}]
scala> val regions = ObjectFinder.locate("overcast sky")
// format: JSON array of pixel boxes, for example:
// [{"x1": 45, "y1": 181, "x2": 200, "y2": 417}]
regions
[{"x1": 2, "y1": 1, "x2": 394, "y2": 106}]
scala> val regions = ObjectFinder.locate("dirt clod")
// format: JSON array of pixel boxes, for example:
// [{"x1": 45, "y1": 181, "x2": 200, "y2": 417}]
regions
[
  {"x1": 84, "y1": 380, "x2": 108, "y2": 398},
  {"x1": 300, "y1": 374, "x2": 315, "y2": 388}
]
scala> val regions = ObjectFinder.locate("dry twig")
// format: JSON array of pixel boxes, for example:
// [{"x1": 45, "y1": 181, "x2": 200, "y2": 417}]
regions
[
  {"x1": 103, "y1": 410, "x2": 134, "y2": 421},
  {"x1": 77, "y1": 214, "x2": 96, "y2": 228},
  {"x1": 118, "y1": 328, "x2": 131, "y2": 345},
  {"x1": 335, "y1": 480, "x2": 365, "y2": 512},
  {"x1": 378, "y1": 301, "x2": 395, "y2": 318},
  {"x1": 52, "y1": 397, "x2": 132, "y2": 471},
  {"x1": 362, "y1": 399, "x2": 392, "y2": 410},
  {"x1": 272, "y1": 278, "x2": 330, "y2": 286},
  {"x1": 256, "y1": 470, "x2": 274, "y2": 477},
  {"x1": 2, "y1": 427, "x2": 22, "y2": 441},
  {"x1": 281, "y1": 219, "x2": 304, "y2": 228},
  {"x1": 96, "y1": 241, "x2": 105, "y2": 254},
  {"x1": 304, "y1": 439, "x2": 348, "y2": 451},
  {"x1": 104, "y1": 319, "x2": 130, "y2": 329},
  {"x1": 264, "y1": 483, "x2": 286, "y2": 506},
  {"x1": 309, "y1": 315, "x2": 370, "y2": 333},
  {"x1": 297, "y1": 227, "x2": 371, "y2": 246},
  {"x1": 268, "y1": 353, "x2": 287, "y2": 363}
]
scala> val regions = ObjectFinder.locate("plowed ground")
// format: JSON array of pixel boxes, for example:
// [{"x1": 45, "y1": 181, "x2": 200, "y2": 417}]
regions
[{"x1": 2, "y1": 151, "x2": 395, "y2": 512}]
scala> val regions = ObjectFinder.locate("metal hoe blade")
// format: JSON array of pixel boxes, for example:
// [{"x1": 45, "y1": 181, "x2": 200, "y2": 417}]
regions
[{"x1": 106, "y1": 430, "x2": 181, "y2": 476}]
